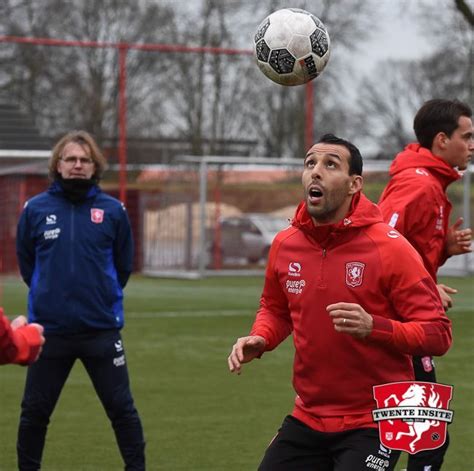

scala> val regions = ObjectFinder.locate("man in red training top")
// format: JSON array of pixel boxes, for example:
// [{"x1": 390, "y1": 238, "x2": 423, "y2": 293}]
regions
[
  {"x1": 0, "y1": 308, "x2": 44, "y2": 365},
  {"x1": 228, "y1": 134, "x2": 452, "y2": 471},
  {"x1": 378, "y1": 99, "x2": 473, "y2": 471}
]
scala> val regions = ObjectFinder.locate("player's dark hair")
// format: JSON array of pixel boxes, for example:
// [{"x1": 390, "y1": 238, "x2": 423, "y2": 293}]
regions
[
  {"x1": 316, "y1": 133, "x2": 363, "y2": 176},
  {"x1": 414, "y1": 99, "x2": 472, "y2": 149}
]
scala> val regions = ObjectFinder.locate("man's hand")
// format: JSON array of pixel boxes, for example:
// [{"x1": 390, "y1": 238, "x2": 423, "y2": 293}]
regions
[
  {"x1": 227, "y1": 335, "x2": 266, "y2": 375},
  {"x1": 446, "y1": 217, "x2": 472, "y2": 257},
  {"x1": 327, "y1": 302, "x2": 373, "y2": 339},
  {"x1": 10, "y1": 315, "x2": 28, "y2": 330},
  {"x1": 11, "y1": 315, "x2": 45, "y2": 363},
  {"x1": 437, "y1": 284, "x2": 457, "y2": 310}
]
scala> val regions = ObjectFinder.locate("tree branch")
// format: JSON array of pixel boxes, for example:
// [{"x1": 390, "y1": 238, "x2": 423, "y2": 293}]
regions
[{"x1": 455, "y1": 0, "x2": 474, "y2": 26}]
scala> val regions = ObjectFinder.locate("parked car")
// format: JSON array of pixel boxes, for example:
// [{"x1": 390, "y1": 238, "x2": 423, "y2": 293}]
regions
[{"x1": 208, "y1": 213, "x2": 290, "y2": 265}]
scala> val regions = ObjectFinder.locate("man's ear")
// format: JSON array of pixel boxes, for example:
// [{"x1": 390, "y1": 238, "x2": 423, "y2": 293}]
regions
[
  {"x1": 433, "y1": 131, "x2": 449, "y2": 151},
  {"x1": 349, "y1": 175, "x2": 363, "y2": 195}
]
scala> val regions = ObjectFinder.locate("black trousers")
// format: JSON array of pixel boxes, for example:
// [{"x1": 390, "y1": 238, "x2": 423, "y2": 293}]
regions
[
  {"x1": 17, "y1": 330, "x2": 145, "y2": 470},
  {"x1": 258, "y1": 415, "x2": 401, "y2": 471},
  {"x1": 404, "y1": 356, "x2": 449, "y2": 471}
]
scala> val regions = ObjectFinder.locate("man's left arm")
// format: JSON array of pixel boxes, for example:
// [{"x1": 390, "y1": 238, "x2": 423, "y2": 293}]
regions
[
  {"x1": 113, "y1": 204, "x2": 134, "y2": 288},
  {"x1": 328, "y1": 233, "x2": 452, "y2": 356},
  {"x1": 444, "y1": 216, "x2": 472, "y2": 259},
  {"x1": 327, "y1": 277, "x2": 452, "y2": 357},
  {"x1": 378, "y1": 233, "x2": 452, "y2": 356},
  {"x1": 368, "y1": 276, "x2": 452, "y2": 356}
]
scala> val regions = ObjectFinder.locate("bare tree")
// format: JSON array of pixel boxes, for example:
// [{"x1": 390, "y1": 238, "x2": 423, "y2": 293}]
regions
[
  {"x1": 454, "y1": 0, "x2": 474, "y2": 25},
  {"x1": 151, "y1": 0, "x2": 260, "y2": 156},
  {"x1": 0, "y1": 0, "x2": 383, "y2": 159},
  {"x1": 0, "y1": 0, "x2": 176, "y2": 144},
  {"x1": 354, "y1": 0, "x2": 472, "y2": 159}
]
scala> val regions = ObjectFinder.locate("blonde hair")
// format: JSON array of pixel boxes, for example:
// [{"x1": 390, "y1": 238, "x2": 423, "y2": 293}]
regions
[{"x1": 48, "y1": 130, "x2": 108, "y2": 180}]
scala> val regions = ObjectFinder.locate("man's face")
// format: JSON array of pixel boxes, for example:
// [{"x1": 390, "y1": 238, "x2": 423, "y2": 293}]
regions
[
  {"x1": 443, "y1": 116, "x2": 474, "y2": 171},
  {"x1": 302, "y1": 142, "x2": 362, "y2": 225},
  {"x1": 56, "y1": 142, "x2": 95, "y2": 179}
]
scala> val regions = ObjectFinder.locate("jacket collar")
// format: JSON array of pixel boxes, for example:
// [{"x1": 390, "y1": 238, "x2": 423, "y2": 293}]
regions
[
  {"x1": 291, "y1": 192, "x2": 382, "y2": 245},
  {"x1": 48, "y1": 180, "x2": 101, "y2": 200},
  {"x1": 389, "y1": 143, "x2": 461, "y2": 190}
]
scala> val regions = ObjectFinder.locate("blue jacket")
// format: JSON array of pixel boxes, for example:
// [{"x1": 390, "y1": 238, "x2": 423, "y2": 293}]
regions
[{"x1": 16, "y1": 182, "x2": 133, "y2": 334}]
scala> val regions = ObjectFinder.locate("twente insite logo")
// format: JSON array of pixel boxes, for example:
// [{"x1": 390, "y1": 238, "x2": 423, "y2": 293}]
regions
[{"x1": 372, "y1": 381, "x2": 453, "y2": 454}]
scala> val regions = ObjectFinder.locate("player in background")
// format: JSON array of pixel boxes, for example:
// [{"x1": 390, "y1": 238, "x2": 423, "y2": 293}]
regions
[
  {"x1": 378, "y1": 99, "x2": 473, "y2": 471},
  {"x1": 228, "y1": 134, "x2": 452, "y2": 471},
  {"x1": 0, "y1": 309, "x2": 44, "y2": 365},
  {"x1": 16, "y1": 130, "x2": 145, "y2": 470}
]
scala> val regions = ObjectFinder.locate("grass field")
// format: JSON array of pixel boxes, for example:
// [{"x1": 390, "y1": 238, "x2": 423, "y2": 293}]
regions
[{"x1": 0, "y1": 274, "x2": 472, "y2": 470}]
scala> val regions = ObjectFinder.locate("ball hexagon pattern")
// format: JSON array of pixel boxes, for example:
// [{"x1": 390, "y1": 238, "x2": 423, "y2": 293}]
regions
[{"x1": 254, "y1": 8, "x2": 331, "y2": 86}]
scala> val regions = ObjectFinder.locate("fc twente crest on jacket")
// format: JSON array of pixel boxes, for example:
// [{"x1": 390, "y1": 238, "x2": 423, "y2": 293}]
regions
[
  {"x1": 91, "y1": 208, "x2": 104, "y2": 224},
  {"x1": 345, "y1": 262, "x2": 365, "y2": 287},
  {"x1": 372, "y1": 381, "x2": 453, "y2": 454}
]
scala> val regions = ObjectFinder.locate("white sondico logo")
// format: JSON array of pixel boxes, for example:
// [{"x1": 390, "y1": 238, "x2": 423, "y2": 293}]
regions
[
  {"x1": 288, "y1": 262, "x2": 301, "y2": 277},
  {"x1": 46, "y1": 214, "x2": 57, "y2": 225},
  {"x1": 387, "y1": 230, "x2": 400, "y2": 239}
]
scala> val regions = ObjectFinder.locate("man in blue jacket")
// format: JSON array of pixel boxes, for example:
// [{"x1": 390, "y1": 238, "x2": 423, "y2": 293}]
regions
[{"x1": 16, "y1": 130, "x2": 145, "y2": 470}]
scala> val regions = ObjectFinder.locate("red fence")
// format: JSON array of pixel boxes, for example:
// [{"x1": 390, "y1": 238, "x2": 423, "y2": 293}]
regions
[{"x1": 0, "y1": 175, "x2": 48, "y2": 272}]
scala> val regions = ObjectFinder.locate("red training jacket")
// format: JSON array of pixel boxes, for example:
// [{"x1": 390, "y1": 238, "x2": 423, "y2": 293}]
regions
[
  {"x1": 0, "y1": 308, "x2": 42, "y2": 365},
  {"x1": 250, "y1": 193, "x2": 451, "y2": 433},
  {"x1": 378, "y1": 143, "x2": 460, "y2": 281}
]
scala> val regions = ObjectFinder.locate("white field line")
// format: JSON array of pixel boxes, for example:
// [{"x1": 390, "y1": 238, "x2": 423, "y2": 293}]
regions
[
  {"x1": 127, "y1": 309, "x2": 251, "y2": 318},
  {"x1": 127, "y1": 306, "x2": 473, "y2": 319}
]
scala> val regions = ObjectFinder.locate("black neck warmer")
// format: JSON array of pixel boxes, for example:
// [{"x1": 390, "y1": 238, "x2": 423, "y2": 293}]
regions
[{"x1": 56, "y1": 175, "x2": 97, "y2": 204}]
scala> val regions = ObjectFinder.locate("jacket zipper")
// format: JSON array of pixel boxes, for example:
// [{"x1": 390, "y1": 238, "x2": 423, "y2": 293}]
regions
[
  {"x1": 70, "y1": 204, "x2": 75, "y2": 274},
  {"x1": 317, "y1": 248, "x2": 327, "y2": 287}
]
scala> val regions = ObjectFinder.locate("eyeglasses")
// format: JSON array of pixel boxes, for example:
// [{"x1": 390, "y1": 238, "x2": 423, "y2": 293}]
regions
[{"x1": 60, "y1": 156, "x2": 94, "y2": 165}]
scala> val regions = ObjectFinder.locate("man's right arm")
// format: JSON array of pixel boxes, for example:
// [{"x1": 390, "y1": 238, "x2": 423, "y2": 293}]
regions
[
  {"x1": 16, "y1": 206, "x2": 35, "y2": 287},
  {"x1": 379, "y1": 182, "x2": 439, "y2": 281},
  {"x1": 227, "y1": 335, "x2": 266, "y2": 374},
  {"x1": 227, "y1": 239, "x2": 292, "y2": 374},
  {"x1": 249, "y1": 240, "x2": 292, "y2": 351}
]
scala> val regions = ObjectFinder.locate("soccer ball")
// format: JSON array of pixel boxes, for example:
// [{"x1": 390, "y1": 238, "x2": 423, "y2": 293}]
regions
[{"x1": 254, "y1": 8, "x2": 331, "y2": 86}]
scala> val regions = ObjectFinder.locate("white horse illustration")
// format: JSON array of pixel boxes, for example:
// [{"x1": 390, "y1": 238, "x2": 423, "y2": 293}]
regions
[
  {"x1": 384, "y1": 384, "x2": 440, "y2": 452},
  {"x1": 349, "y1": 265, "x2": 361, "y2": 280}
]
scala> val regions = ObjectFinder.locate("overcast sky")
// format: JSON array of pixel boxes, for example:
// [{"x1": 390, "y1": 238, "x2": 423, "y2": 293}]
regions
[{"x1": 354, "y1": 0, "x2": 434, "y2": 73}]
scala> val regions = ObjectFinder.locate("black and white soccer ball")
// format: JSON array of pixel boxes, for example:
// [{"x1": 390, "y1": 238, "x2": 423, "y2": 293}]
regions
[{"x1": 254, "y1": 8, "x2": 331, "y2": 86}]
